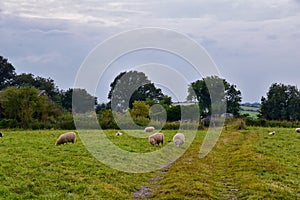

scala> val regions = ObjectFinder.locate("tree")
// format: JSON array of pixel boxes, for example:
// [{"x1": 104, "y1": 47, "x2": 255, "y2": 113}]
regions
[
  {"x1": 108, "y1": 71, "x2": 169, "y2": 112},
  {"x1": 187, "y1": 76, "x2": 241, "y2": 116},
  {"x1": 0, "y1": 56, "x2": 16, "y2": 90},
  {"x1": 260, "y1": 83, "x2": 300, "y2": 120},
  {"x1": 167, "y1": 105, "x2": 181, "y2": 121},
  {"x1": 1, "y1": 86, "x2": 41, "y2": 128},
  {"x1": 72, "y1": 88, "x2": 97, "y2": 113},
  {"x1": 130, "y1": 101, "x2": 150, "y2": 119},
  {"x1": 60, "y1": 88, "x2": 73, "y2": 111},
  {"x1": 13, "y1": 73, "x2": 61, "y2": 103}
]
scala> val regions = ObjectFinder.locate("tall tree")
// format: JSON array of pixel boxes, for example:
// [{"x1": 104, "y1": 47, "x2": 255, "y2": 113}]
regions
[
  {"x1": 130, "y1": 100, "x2": 150, "y2": 119},
  {"x1": 187, "y1": 76, "x2": 241, "y2": 116},
  {"x1": 60, "y1": 88, "x2": 73, "y2": 111},
  {"x1": 14, "y1": 73, "x2": 61, "y2": 103},
  {"x1": 72, "y1": 88, "x2": 97, "y2": 113},
  {"x1": 260, "y1": 83, "x2": 300, "y2": 120},
  {"x1": 108, "y1": 70, "x2": 169, "y2": 112},
  {"x1": 1, "y1": 86, "x2": 40, "y2": 128},
  {"x1": 0, "y1": 56, "x2": 16, "y2": 89}
]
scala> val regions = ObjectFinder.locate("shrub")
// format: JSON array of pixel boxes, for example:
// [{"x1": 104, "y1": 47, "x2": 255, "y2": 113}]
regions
[{"x1": 0, "y1": 118, "x2": 18, "y2": 128}]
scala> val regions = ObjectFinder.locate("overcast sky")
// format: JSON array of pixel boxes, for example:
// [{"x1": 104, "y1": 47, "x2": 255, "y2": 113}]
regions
[{"x1": 1, "y1": 0, "x2": 300, "y2": 103}]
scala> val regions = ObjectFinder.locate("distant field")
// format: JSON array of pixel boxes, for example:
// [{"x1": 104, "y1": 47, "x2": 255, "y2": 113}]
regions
[
  {"x1": 240, "y1": 105, "x2": 260, "y2": 119},
  {"x1": 0, "y1": 127, "x2": 299, "y2": 199}
]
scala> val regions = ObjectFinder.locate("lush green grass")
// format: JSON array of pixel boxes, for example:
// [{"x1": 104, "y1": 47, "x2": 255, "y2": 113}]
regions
[
  {"x1": 0, "y1": 130, "x2": 156, "y2": 199},
  {"x1": 149, "y1": 127, "x2": 300, "y2": 199},
  {"x1": 0, "y1": 127, "x2": 299, "y2": 199}
]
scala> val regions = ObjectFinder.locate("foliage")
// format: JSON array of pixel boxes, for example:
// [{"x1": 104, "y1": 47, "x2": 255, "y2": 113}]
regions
[
  {"x1": 13, "y1": 73, "x2": 61, "y2": 103},
  {"x1": 0, "y1": 86, "x2": 64, "y2": 129},
  {"x1": 108, "y1": 71, "x2": 169, "y2": 112},
  {"x1": 260, "y1": 83, "x2": 300, "y2": 121},
  {"x1": 98, "y1": 109, "x2": 118, "y2": 129},
  {"x1": 0, "y1": 56, "x2": 16, "y2": 90},
  {"x1": 166, "y1": 105, "x2": 181, "y2": 121},
  {"x1": 72, "y1": 88, "x2": 98, "y2": 114},
  {"x1": 130, "y1": 101, "x2": 150, "y2": 119},
  {"x1": 187, "y1": 75, "x2": 241, "y2": 116},
  {"x1": 245, "y1": 117, "x2": 300, "y2": 128},
  {"x1": 0, "y1": 86, "x2": 42, "y2": 128}
]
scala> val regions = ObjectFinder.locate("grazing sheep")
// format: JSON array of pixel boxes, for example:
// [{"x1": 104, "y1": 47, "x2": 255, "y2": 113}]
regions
[
  {"x1": 149, "y1": 132, "x2": 164, "y2": 146},
  {"x1": 0, "y1": 132, "x2": 3, "y2": 137},
  {"x1": 269, "y1": 131, "x2": 276, "y2": 135},
  {"x1": 144, "y1": 126, "x2": 155, "y2": 132},
  {"x1": 173, "y1": 133, "x2": 185, "y2": 147},
  {"x1": 56, "y1": 132, "x2": 76, "y2": 145},
  {"x1": 295, "y1": 128, "x2": 300, "y2": 133},
  {"x1": 116, "y1": 131, "x2": 122, "y2": 136}
]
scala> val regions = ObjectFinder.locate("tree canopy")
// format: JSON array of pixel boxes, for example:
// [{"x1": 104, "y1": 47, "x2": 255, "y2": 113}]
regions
[
  {"x1": 260, "y1": 83, "x2": 300, "y2": 120},
  {"x1": 0, "y1": 56, "x2": 16, "y2": 90},
  {"x1": 187, "y1": 76, "x2": 241, "y2": 116},
  {"x1": 108, "y1": 70, "x2": 170, "y2": 112}
]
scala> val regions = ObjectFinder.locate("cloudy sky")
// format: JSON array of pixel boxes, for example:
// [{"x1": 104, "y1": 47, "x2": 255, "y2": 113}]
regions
[{"x1": 1, "y1": 0, "x2": 300, "y2": 103}]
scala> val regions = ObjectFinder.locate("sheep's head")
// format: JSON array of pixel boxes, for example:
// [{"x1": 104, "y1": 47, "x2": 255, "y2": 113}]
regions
[{"x1": 149, "y1": 137, "x2": 156, "y2": 145}]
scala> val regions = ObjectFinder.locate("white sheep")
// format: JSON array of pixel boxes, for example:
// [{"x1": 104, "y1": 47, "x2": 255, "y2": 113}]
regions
[
  {"x1": 269, "y1": 131, "x2": 276, "y2": 135},
  {"x1": 56, "y1": 132, "x2": 76, "y2": 145},
  {"x1": 116, "y1": 131, "x2": 122, "y2": 136},
  {"x1": 148, "y1": 132, "x2": 164, "y2": 146},
  {"x1": 173, "y1": 133, "x2": 185, "y2": 147},
  {"x1": 295, "y1": 128, "x2": 300, "y2": 133},
  {"x1": 144, "y1": 126, "x2": 155, "y2": 132}
]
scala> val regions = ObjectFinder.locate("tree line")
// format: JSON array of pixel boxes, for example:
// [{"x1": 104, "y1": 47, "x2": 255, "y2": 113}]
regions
[{"x1": 1, "y1": 55, "x2": 299, "y2": 129}]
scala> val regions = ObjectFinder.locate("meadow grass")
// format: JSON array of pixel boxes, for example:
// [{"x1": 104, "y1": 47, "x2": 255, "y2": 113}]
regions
[
  {"x1": 149, "y1": 127, "x2": 300, "y2": 199},
  {"x1": 0, "y1": 127, "x2": 299, "y2": 199}
]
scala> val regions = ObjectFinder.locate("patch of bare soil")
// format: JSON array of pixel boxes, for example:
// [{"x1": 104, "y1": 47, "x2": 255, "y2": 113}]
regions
[{"x1": 132, "y1": 158, "x2": 176, "y2": 200}]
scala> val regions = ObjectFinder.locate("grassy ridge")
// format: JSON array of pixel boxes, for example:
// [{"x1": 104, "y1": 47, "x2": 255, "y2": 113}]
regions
[{"x1": 0, "y1": 128, "x2": 299, "y2": 199}]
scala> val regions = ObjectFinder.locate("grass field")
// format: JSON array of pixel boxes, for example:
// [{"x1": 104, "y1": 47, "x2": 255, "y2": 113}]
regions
[
  {"x1": 239, "y1": 106, "x2": 260, "y2": 119},
  {"x1": 0, "y1": 127, "x2": 299, "y2": 199}
]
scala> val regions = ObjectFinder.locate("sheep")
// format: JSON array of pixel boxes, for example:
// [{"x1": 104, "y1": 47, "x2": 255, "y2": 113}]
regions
[
  {"x1": 269, "y1": 131, "x2": 276, "y2": 135},
  {"x1": 56, "y1": 132, "x2": 76, "y2": 145},
  {"x1": 0, "y1": 132, "x2": 3, "y2": 137},
  {"x1": 148, "y1": 132, "x2": 164, "y2": 146},
  {"x1": 173, "y1": 133, "x2": 185, "y2": 147},
  {"x1": 295, "y1": 128, "x2": 300, "y2": 133},
  {"x1": 116, "y1": 131, "x2": 122, "y2": 136},
  {"x1": 144, "y1": 126, "x2": 155, "y2": 132}
]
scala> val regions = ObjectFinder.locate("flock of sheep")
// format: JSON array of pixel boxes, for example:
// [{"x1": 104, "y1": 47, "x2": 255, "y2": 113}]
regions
[
  {"x1": 117, "y1": 126, "x2": 186, "y2": 147},
  {"x1": 53, "y1": 126, "x2": 186, "y2": 147},
  {"x1": 1, "y1": 127, "x2": 299, "y2": 146}
]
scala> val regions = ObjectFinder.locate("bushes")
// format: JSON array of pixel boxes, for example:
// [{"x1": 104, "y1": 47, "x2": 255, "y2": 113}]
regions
[
  {"x1": 245, "y1": 118, "x2": 300, "y2": 128},
  {"x1": 0, "y1": 119, "x2": 18, "y2": 128}
]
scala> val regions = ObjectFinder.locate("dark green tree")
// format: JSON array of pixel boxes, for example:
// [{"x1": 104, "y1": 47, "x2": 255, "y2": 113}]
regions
[
  {"x1": 13, "y1": 73, "x2": 61, "y2": 103},
  {"x1": 60, "y1": 88, "x2": 73, "y2": 111},
  {"x1": 72, "y1": 88, "x2": 97, "y2": 113},
  {"x1": 1, "y1": 87, "x2": 38, "y2": 125},
  {"x1": 108, "y1": 71, "x2": 169, "y2": 112},
  {"x1": 0, "y1": 56, "x2": 16, "y2": 89},
  {"x1": 187, "y1": 76, "x2": 241, "y2": 116},
  {"x1": 260, "y1": 83, "x2": 300, "y2": 120}
]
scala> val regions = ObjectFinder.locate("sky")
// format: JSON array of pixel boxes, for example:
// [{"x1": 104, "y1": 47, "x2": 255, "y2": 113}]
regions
[{"x1": 1, "y1": 0, "x2": 300, "y2": 103}]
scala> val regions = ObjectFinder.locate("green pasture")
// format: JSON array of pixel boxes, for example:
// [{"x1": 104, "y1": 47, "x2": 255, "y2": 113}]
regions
[{"x1": 0, "y1": 127, "x2": 299, "y2": 199}]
